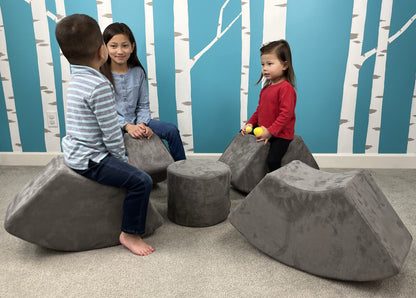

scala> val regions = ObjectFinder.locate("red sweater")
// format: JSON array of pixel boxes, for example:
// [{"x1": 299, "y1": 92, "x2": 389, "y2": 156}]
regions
[{"x1": 247, "y1": 80, "x2": 296, "y2": 140}]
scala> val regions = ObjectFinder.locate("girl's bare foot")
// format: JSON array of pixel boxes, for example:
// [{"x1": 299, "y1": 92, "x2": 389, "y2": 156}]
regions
[{"x1": 119, "y1": 232, "x2": 155, "y2": 256}]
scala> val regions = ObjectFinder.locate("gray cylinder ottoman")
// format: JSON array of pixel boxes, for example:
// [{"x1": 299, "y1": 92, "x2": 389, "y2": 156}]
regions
[{"x1": 167, "y1": 159, "x2": 231, "y2": 227}]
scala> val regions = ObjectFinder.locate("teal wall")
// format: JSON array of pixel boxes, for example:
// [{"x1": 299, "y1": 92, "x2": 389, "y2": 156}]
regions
[{"x1": 0, "y1": 0, "x2": 415, "y2": 154}]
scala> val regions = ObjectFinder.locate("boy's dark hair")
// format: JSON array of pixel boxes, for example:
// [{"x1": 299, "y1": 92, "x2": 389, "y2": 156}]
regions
[
  {"x1": 100, "y1": 22, "x2": 147, "y2": 88},
  {"x1": 256, "y1": 39, "x2": 296, "y2": 89},
  {"x1": 55, "y1": 14, "x2": 103, "y2": 65}
]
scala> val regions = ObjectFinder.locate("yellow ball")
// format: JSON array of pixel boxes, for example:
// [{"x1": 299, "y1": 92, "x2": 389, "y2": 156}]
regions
[
  {"x1": 245, "y1": 126, "x2": 252, "y2": 133},
  {"x1": 253, "y1": 127, "x2": 263, "y2": 136}
]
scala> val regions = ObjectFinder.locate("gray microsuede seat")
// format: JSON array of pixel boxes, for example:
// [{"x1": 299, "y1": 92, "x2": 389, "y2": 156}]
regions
[
  {"x1": 4, "y1": 155, "x2": 163, "y2": 252},
  {"x1": 230, "y1": 160, "x2": 412, "y2": 281},
  {"x1": 167, "y1": 159, "x2": 231, "y2": 227},
  {"x1": 124, "y1": 133, "x2": 174, "y2": 183},
  {"x1": 219, "y1": 134, "x2": 319, "y2": 193},
  {"x1": 281, "y1": 135, "x2": 319, "y2": 169}
]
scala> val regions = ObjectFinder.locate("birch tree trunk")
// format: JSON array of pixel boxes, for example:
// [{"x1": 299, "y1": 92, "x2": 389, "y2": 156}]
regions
[
  {"x1": 174, "y1": 0, "x2": 193, "y2": 152},
  {"x1": 338, "y1": 4, "x2": 415, "y2": 153},
  {"x1": 96, "y1": 0, "x2": 113, "y2": 31},
  {"x1": 407, "y1": 75, "x2": 416, "y2": 153},
  {"x1": 144, "y1": 0, "x2": 159, "y2": 119},
  {"x1": 263, "y1": 0, "x2": 287, "y2": 43},
  {"x1": 28, "y1": 0, "x2": 61, "y2": 151},
  {"x1": 365, "y1": 0, "x2": 393, "y2": 153},
  {"x1": 337, "y1": 0, "x2": 368, "y2": 153},
  {"x1": 55, "y1": 0, "x2": 69, "y2": 118},
  {"x1": 240, "y1": 0, "x2": 250, "y2": 127},
  {"x1": 174, "y1": 0, "x2": 241, "y2": 152},
  {"x1": 0, "y1": 5, "x2": 22, "y2": 151},
  {"x1": 261, "y1": 0, "x2": 287, "y2": 88}
]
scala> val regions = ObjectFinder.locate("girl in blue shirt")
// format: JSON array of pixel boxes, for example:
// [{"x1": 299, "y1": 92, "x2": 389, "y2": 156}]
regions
[{"x1": 101, "y1": 23, "x2": 186, "y2": 161}]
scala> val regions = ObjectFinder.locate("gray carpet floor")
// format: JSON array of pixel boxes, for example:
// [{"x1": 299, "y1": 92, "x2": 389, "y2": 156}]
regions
[{"x1": 0, "y1": 164, "x2": 415, "y2": 297}]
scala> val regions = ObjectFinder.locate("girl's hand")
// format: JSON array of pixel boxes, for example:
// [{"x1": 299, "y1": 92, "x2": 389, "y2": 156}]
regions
[
  {"x1": 126, "y1": 124, "x2": 146, "y2": 139},
  {"x1": 137, "y1": 123, "x2": 153, "y2": 139},
  {"x1": 143, "y1": 126, "x2": 154, "y2": 139},
  {"x1": 256, "y1": 126, "x2": 272, "y2": 145},
  {"x1": 241, "y1": 124, "x2": 253, "y2": 135}
]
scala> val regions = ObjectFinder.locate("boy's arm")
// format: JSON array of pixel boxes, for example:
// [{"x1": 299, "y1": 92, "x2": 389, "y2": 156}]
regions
[{"x1": 91, "y1": 83, "x2": 128, "y2": 162}]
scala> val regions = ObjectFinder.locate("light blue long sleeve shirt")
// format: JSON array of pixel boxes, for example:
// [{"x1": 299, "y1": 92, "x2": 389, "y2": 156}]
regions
[
  {"x1": 62, "y1": 65, "x2": 128, "y2": 170},
  {"x1": 112, "y1": 66, "x2": 151, "y2": 128}
]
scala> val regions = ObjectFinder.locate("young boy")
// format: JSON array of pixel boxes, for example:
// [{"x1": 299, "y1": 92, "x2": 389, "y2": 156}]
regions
[{"x1": 55, "y1": 14, "x2": 154, "y2": 256}]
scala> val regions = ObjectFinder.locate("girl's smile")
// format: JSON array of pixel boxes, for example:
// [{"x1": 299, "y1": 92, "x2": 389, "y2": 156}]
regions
[{"x1": 106, "y1": 33, "x2": 135, "y2": 70}]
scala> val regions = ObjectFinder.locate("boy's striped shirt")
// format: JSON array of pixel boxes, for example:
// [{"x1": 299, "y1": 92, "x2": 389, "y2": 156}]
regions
[{"x1": 62, "y1": 65, "x2": 128, "y2": 170}]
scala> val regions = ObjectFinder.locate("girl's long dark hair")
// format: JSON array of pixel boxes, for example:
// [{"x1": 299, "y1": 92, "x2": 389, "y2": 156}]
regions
[
  {"x1": 256, "y1": 40, "x2": 296, "y2": 89},
  {"x1": 100, "y1": 22, "x2": 146, "y2": 88}
]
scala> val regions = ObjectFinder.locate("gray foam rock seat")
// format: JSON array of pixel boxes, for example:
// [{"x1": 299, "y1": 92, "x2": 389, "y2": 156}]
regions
[
  {"x1": 4, "y1": 155, "x2": 163, "y2": 252},
  {"x1": 124, "y1": 133, "x2": 174, "y2": 183},
  {"x1": 281, "y1": 135, "x2": 319, "y2": 169},
  {"x1": 167, "y1": 159, "x2": 231, "y2": 227},
  {"x1": 229, "y1": 160, "x2": 412, "y2": 281},
  {"x1": 219, "y1": 133, "x2": 270, "y2": 193},
  {"x1": 219, "y1": 133, "x2": 318, "y2": 193}
]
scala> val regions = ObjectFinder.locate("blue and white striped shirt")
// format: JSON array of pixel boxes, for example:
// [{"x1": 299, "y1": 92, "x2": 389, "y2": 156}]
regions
[{"x1": 62, "y1": 65, "x2": 128, "y2": 170}]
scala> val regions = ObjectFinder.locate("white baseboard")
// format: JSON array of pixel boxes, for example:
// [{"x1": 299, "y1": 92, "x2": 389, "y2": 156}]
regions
[
  {"x1": 0, "y1": 152, "x2": 415, "y2": 169},
  {"x1": 187, "y1": 153, "x2": 416, "y2": 169},
  {"x1": 312, "y1": 153, "x2": 416, "y2": 169},
  {"x1": 0, "y1": 152, "x2": 63, "y2": 166}
]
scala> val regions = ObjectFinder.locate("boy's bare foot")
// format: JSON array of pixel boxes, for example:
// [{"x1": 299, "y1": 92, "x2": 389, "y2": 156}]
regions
[{"x1": 119, "y1": 232, "x2": 155, "y2": 256}]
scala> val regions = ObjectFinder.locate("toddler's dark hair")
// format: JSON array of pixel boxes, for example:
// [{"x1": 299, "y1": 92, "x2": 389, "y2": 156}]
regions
[{"x1": 256, "y1": 40, "x2": 296, "y2": 89}]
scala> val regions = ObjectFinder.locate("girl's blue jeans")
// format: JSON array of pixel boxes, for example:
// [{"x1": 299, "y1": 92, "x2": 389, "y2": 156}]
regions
[
  {"x1": 74, "y1": 154, "x2": 152, "y2": 236},
  {"x1": 148, "y1": 119, "x2": 186, "y2": 161}
]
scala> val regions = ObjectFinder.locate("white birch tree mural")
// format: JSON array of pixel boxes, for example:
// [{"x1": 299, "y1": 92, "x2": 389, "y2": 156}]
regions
[
  {"x1": 26, "y1": 0, "x2": 61, "y2": 151},
  {"x1": 97, "y1": 0, "x2": 113, "y2": 31},
  {"x1": 337, "y1": 0, "x2": 368, "y2": 153},
  {"x1": 44, "y1": 1, "x2": 69, "y2": 120},
  {"x1": 261, "y1": 0, "x2": 287, "y2": 88},
  {"x1": 240, "y1": 0, "x2": 250, "y2": 127},
  {"x1": 263, "y1": 0, "x2": 287, "y2": 43},
  {"x1": 0, "y1": 5, "x2": 22, "y2": 151},
  {"x1": 174, "y1": 0, "x2": 241, "y2": 152},
  {"x1": 407, "y1": 75, "x2": 416, "y2": 153},
  {"x1": 55, "y1": 0, "x2": 70, "y2": 118},
  {"x1": 365, "y1": 0, "x2": 393, "y2": 153},
  {"x1": 144, "y1": 0, "x2": 159, "y2": 119},
  {"x1": 338, "y1": 0, "x2": 416, "y2": 153}
]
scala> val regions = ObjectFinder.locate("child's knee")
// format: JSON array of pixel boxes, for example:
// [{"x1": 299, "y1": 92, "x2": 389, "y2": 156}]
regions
[
  {"x1": 130, "y1": 170, "x2": 152, "y2": 191},
  {"x1": 141, "y1": 172, "x2": 153, "y2": 190},
  {"x1": 167, "y1": 123, "x2": 179, "y2": 135}
]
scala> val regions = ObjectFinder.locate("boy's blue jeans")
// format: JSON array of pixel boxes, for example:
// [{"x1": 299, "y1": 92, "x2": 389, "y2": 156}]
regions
[
  {"x1": 74, "y1": 154, "x2": 152, "y2": 236},
  {"x1": 148, "y1": 119, "x2": 186, "y2": 161}
]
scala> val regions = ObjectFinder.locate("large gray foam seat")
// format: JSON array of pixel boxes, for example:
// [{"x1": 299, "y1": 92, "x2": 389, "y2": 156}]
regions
[
  {"x1": 229, "y1": 160, "x2": 412, "y2": 281},
  {"x1": 4, "y1": 155, "x2": 164, "y2": 252},
  {"x1": 219, "y1": 134, "x2": 318, "y2": 193},
  {"x1": 124, "y1": 134, "x2": 174, "y2": 183},
  {"x1": 282, "y1": 135, "x2": 319, "y2": 169},
  {"x1": 167, "y1": 159, "x2": 231, "y2": 227}
]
